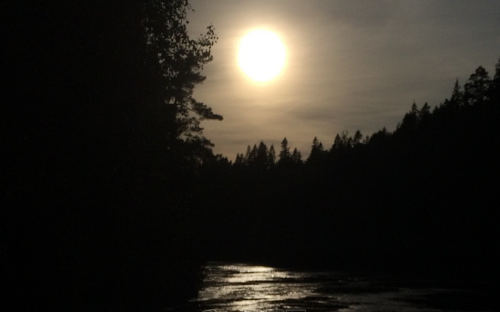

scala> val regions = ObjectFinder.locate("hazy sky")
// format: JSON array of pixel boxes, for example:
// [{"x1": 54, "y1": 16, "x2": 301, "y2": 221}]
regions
[{"x1": 187, "y1": 0, "x2": 500, "y2": 160}]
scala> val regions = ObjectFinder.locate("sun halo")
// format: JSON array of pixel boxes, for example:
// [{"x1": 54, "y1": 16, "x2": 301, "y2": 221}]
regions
[{"x1": 238, "y1": 29, "x2": 286, "y2": 83}]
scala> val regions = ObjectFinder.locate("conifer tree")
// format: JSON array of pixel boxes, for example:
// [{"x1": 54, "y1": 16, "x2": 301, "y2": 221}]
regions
[
  {"x1": 464, "y1": 66, "x2": 491, "y2": 106},
  {"x1": 352, "y1": 130, "x2": 363, "y2": 146},
  {"x1": 490, "y1": 58, "x2": 500, "y2": 103},
  {"x1": 450, "y1": 79, "x2": 464, "y2": 108},
  {"x1": 291, "y1": 148, "x2": 303, "y2": 164},
  {"x1": 255, "y1": 141, "x2": 269, "y2": 167},
  {"x1": 332, "y1": 134, "x2": 343, "y2": 151},
  {"x1": 308, "y1": 137, "x2": 325, "y2": 164},
  {"x1": 268, "y1": 145, "x2": 277, "y2": 166},
  {"x1": 279, "y1": 137, "x2": 291, "y2": 162}
]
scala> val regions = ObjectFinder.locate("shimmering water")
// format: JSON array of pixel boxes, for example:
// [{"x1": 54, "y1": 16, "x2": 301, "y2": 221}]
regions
[{"x1": 172, "y1": 262, "x2": 496, "y2": 312}]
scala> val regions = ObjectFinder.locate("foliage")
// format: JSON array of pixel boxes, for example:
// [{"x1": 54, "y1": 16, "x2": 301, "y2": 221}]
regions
[
  {"x1": 143, "y1": 0, "x2": 221, "y2": 145},
  {"x1": 4, "y1": 1, "x2": 221, "y2": 311}
]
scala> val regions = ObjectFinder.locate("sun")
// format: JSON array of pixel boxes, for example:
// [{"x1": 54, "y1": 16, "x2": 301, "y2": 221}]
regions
[{"x1": 238, "y1": 29, "x2": 286, "y2": 82}]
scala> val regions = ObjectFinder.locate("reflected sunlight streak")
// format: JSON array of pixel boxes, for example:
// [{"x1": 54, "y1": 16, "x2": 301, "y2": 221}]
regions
[
  {"x1": 183, "y1": 262, "x2": 455, "y2": 312},
  {"x1": 192, "y1": 263, "x2": 329, "y2": 312}
]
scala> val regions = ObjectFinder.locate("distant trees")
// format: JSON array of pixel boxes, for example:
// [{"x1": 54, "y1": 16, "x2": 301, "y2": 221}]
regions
[
  {"x1": 234, "y1": 138, "x2": 303, "y2": 168},
  {"x1": 216, "y1": 59, "x2": 500, "y2": 276},
  {"x1": 231, "y1": 61, "x2": 500, "y2": 173},
  {"x1": 277, "y1": 137, "x2": 301, "y2": 166}
]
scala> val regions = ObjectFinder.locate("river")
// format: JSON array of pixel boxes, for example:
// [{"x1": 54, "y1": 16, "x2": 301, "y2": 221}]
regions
[{"x1": 170, "y1": 262, "x2": 497, "y2": 312}]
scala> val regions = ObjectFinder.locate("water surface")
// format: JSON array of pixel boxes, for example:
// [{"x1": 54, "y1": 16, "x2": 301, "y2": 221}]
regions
[{"x1": 172, "y1": 262, "x2": 496, "y2": 312}]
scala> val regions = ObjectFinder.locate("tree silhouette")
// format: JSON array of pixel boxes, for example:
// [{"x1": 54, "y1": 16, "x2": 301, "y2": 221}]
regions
[
  {"x1": 352, "y1": 130, "x2": 363, "y2": 146},
  {"x1": 4, "y1": 1, "x2": 221, "y2": 311},
  {"x1": 307, "y1": 137, "x2": 326, "y2": 165},
  {"x1": 397, "y1": 102, "x2": 419, "y2": 136},
  {"x1": 464, "y1": 66, "x2": 491, "y2": 106},
  {"x1": 291, "y1": 148, "x2": 303, "y2": 164},
  {"x1": 141, "y1": 0, "x2": 222, "y2": 165},
  {"x1": 268, "y1": 145, "x2": 277, "y2": 166},
  {"x1": 449, "y1": 80, "x2": 464, "y2": 109},
  {"x1": 489, "y1": 58, "x2": 500, "y2": 103},
  {"x1": 278, "y1": 137, "x2": 291, "y2": 165}
]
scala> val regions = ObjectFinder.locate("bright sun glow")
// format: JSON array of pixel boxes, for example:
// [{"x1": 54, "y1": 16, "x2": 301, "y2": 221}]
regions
[{"x1": 238, "y1": 29, "x2": 286, "y2": 82}]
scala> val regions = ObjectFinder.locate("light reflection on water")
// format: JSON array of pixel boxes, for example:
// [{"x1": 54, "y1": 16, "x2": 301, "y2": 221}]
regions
[{"x1": 173, "y1": 262, "x2": 485, "y2": 312}]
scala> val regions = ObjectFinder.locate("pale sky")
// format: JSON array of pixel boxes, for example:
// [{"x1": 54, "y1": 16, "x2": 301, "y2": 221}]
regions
[{"x1": 187, "y1": 0, "x2": 500, "y2": 160}]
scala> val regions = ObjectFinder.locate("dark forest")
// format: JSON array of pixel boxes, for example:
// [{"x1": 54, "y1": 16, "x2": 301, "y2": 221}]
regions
[{"x1": 3, "y1": 1, "x2": 500, "y2": 311}]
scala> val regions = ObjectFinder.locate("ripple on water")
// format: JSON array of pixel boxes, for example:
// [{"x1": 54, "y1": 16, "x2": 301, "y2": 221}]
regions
[{"x1": 172, "y1": 262, "x2": 497, "y2": 312}]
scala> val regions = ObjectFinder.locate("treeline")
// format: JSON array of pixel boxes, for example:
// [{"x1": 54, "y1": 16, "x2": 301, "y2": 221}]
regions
[{"x1": 199, "y1": 60, "x2": 500, "y2": 278}]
